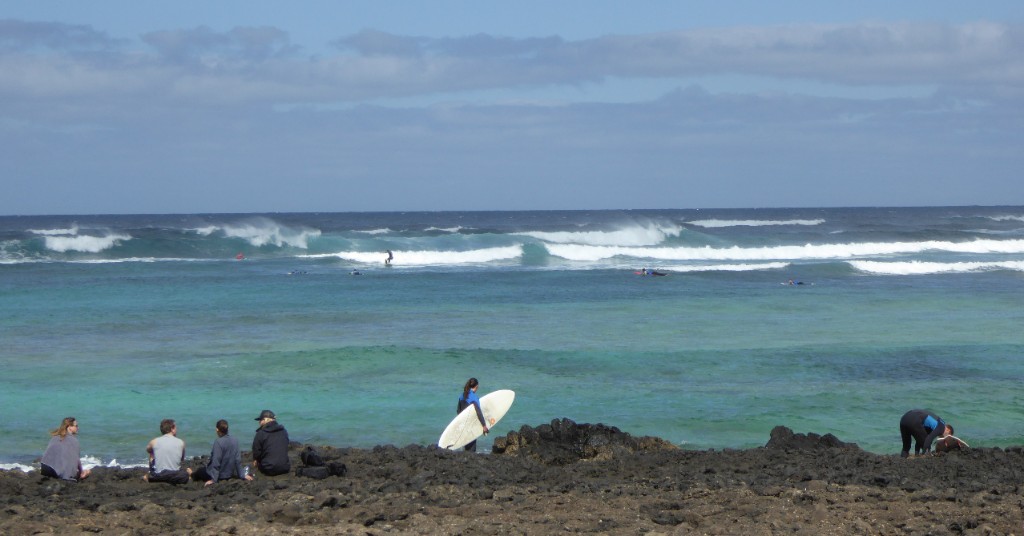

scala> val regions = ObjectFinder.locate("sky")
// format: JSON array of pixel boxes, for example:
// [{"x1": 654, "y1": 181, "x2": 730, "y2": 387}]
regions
[{"x1": 1, "y1": 1, "x2": 1023, "y2": 215}]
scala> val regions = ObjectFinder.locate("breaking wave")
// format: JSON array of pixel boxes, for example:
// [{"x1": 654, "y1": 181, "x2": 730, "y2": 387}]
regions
[
  {"x1": 849, "y1": 260, "x2": 1024, "y2": 275},
  {"x1": 517, "y1": 223, "x2": 683, "y2": 247},
  {"x1": 687, "y1": 219, "x2": 825, "y2": 228}
]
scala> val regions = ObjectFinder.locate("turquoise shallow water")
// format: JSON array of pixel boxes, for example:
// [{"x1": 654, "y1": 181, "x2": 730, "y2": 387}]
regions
[{"x1": 2, "y1": 207, "x2": 1023, "y2": 466}]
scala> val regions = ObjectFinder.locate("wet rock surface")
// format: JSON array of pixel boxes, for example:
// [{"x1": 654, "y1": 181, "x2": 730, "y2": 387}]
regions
[{"x1": 3, "y1": 421, "x2": 1022, "y2": 535}]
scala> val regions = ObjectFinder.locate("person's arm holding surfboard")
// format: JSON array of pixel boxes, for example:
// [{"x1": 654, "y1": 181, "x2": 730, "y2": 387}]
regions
[{"x1": 465, "y1": 388, "x2": 488, "y2": 434}]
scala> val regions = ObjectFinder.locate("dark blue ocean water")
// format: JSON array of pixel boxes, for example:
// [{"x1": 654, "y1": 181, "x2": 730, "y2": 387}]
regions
[{"x1": 2, "y1": 207, "x2": 1023, "y2": 468}]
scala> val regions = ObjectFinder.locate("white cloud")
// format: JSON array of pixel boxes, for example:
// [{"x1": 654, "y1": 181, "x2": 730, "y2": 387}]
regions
[
  {"x1": 0, "y1": 18, "x2": 1021, "y2": 213},
  {"x1": 2, "y1": 20, "x2": 1022, "y2": 107}
]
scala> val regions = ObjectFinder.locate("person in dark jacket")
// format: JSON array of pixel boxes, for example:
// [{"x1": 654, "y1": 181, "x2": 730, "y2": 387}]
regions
[
  {"x1": 900, "y1": 409, "x2": 953, "y2": 457},
  {"x1": 193, "y1": 419, "x2": 251, "y2": 486},
  {"x1": 252, "y1": 410, "x2": 291, "y2": 476}
]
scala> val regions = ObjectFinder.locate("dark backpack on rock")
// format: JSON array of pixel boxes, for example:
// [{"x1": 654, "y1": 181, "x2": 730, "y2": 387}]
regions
[
  {"x1": 296, "y1": 466, "x2": 329, "y2": 479},
  {"x1": 327, "y1": 462, "x2": 347, "y2": 477},
  {"x1": 301, "y1": 446, "x2": 325, "y2": 467}
]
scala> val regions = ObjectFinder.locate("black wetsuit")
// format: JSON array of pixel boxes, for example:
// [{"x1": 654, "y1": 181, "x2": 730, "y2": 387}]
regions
[{"x1": 899, "y1": 409, "x2": 946, "y2": 457}]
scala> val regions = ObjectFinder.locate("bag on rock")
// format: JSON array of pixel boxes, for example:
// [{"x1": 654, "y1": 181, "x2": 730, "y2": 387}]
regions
[
  {"x1": 296, "y1": 466, "x2": 330, "y2": 479},
  {"x1": 327, "y1": 462, "x2": 347, "y2": 477},
  {"x1": 301, "y1": 446, "x2": 325, "y2": 467}
]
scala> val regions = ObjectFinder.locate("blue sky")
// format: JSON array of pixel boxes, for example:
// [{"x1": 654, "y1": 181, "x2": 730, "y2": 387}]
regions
[{"x1": 2, "y1": 1, "x2": 1022, "y2": 214}]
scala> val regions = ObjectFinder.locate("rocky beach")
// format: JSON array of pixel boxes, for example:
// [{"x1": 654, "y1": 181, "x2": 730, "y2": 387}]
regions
[{"x1": 2, "y1": 420, "x2": 1021, "y2": 535}]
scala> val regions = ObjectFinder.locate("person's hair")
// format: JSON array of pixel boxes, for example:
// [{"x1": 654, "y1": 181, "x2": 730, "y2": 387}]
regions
[
  {"x1": 462, "y1": 377, "x2": 479, "y2": 400},
  {"x1": 50, "y1": 417, "x2": 76, "y2": 439},
  {"x1": 216, "y1": 419, "x2": 229, "y2": 436},
  {"x1": 947, "y1": 425, "x2": 954, "y2": 436},
  {"x1": 160, "y1": 419, "x2": 176, "y2": 435}
]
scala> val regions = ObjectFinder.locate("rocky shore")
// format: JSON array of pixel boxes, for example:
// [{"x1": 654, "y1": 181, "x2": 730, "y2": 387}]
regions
[{"x1": 2, "y1": 419, "x2": 1021, "y2": 535}]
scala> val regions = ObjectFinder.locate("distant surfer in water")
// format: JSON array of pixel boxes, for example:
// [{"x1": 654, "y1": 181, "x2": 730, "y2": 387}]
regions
[
  {"x1": 457, "y1": 378, "x2": 488, "y2": 452},
  {"x1": 899, "y1": 409, "x2": 955, "y2": 457},
  {"x1": 385, "y1": 250, "x2": 393, "y2": 265}
]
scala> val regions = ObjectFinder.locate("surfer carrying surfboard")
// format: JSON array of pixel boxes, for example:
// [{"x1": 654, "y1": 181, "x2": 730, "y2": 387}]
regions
[{"x1": 457, "y1": 378, "x2": 489, "y2": 452}]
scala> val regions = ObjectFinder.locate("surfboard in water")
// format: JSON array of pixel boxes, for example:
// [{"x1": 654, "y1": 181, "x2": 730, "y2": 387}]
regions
[{"x1": 438, "y1": 390, "x2": 515, "y2": 450}]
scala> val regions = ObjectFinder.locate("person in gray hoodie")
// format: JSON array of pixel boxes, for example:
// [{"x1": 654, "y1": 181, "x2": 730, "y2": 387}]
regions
[
  {"x1": 40, "y1": 417, "x2": 90, "y2": 481},
  {"x1": 252, "y1": 410, "x2": 291, "y2": 476}
]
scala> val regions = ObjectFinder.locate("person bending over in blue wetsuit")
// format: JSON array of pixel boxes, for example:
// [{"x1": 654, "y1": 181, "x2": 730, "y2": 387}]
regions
[
  {"x1": 457, "y1": 378, "x2": 489, "y2": 452},
  {"x1": 900, "y1": 409, "x2": 953, "y2": 457}
]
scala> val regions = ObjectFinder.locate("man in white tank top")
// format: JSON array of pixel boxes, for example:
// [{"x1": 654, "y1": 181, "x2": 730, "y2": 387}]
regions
[{"x1": 144, "y1": 418, "x2": 192, "y2": 484}]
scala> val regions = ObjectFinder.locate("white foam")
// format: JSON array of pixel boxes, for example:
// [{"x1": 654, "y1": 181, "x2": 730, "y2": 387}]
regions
[
  {"x1": 687, "y1": 219, "x2": 825, "y2": 228},
  {"x1": 663, "y1": 262, "x2": 791, "y2": 272},
  {"x1": 849, "y1": 260, "x2": 1024, "y2": 275},
  {"x1": 220, "y1": 218, "x2": 321, "y2": 249},
  {"x1": 0, "y1": 257, "x2": 209, "y2": 265},
  {"x1": 988, "y1": 215, "x2": 1024, "y2": 223},
  {"x1": 302, "y1": 245, "x2": 523, "y2": 266},
  {"x1": 0, "y1": 454, "x2": 143, "y2": 473},
  {"x1": 70, "y1": 257, "x2": 202, "y2": 264},
  {"x1": 44, "y1": 232, "x2": 131, "y2": 253},
  {"x1": 189, "y1": 225, "x2": 219, "y2": 236},
  {"x1": 518, "y1": 223, "x2": 683, "y2": 247},
  {"x1": 355, "y1": 228, "x2": 392, "y2": 235},
  {"x1": 28, "y1": 225, "x2": 79, "y2": 236},
  {"x1": 546, "y1": 239, "x2": 1024, "y2": 262}
]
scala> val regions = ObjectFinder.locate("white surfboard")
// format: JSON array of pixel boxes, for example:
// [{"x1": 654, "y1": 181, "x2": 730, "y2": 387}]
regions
[{"x1": 438, "y1": 390, "x2": 515, "y2": 450}]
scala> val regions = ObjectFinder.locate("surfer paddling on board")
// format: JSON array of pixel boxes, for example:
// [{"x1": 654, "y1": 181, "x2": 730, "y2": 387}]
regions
[
  {"x1": 900, "y1": 409, "x2": 962, "y2": 457},
  {"x1": 384, "y1": 250, "x2": 393, "y2": 265},
  {"x1": 457, "y1": 378, "x2": 488, "y2": 452}
]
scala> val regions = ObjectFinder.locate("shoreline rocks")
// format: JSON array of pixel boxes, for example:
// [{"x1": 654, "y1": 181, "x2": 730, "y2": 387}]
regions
[{"x1": 2, "y1": 421, "x2": 1019, "y2": 535}]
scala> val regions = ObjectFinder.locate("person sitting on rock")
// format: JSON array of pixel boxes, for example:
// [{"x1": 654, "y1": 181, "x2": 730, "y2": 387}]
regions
[
  {"x1": 40, "y1": 416, "x2": 91, "y2": 482},
  {"x1": 252, "y1": 410, "x2": 291, "y2": 476},
  {"x1": 899, "y1": 409, "x2": 953, "y2": 457},
  {"x1": 192, "y1": 419, "x2": 252, "y2": 486},
  {"x1": 144, "y1": 419, "x2": 192, "y2": 484}
]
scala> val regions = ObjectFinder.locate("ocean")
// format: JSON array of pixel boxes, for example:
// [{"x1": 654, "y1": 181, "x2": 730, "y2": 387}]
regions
[{"x1": 2, "y1": 207, "x2": 1023, "y2": 469}]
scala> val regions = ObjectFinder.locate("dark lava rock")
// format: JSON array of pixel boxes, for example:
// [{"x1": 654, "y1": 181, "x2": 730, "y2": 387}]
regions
[
  {"x1": 492, "y1": 418, "x2": 677, "y2": 464},
  {"x1": 765, "y1": 425, "x2": 859, "y2": 450}
]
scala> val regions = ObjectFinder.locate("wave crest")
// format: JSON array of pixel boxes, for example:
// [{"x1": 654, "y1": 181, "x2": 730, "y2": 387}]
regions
[
  {"x1": 216, "y1": 218, "x2": 321, "y2": 249},
  {"x1": 687, "y1": 219, "x2": 825, "y2": 228},
  {"x1": 547, "y1": 239, "x2": 1024, "y2": 262},
  {"x1": 45, "y1": 233, "x2": 131, "y2": 253},
  {"x1": 29, "y1": 225, "x2": 80, "y2": 236},
  {"x1": 850, "y1": 260, "x2": 1024, "y2": 275},
  {"x1": 518, "y1": 223, "x2": 682, "y2": 247},
  {"x1": 304, "y1": 246, "x2": 523, "y2": 266}
]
